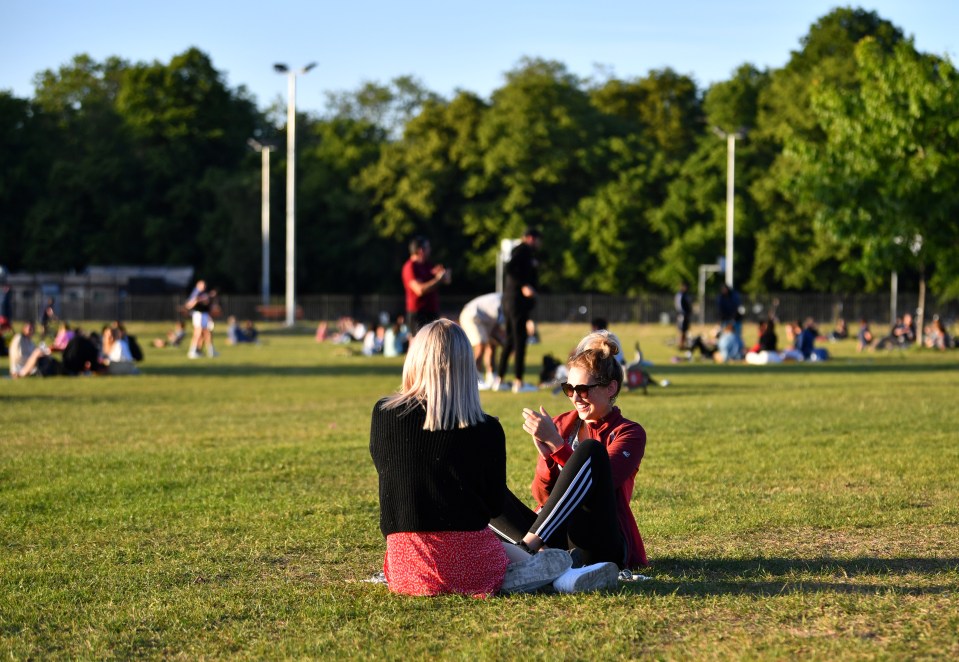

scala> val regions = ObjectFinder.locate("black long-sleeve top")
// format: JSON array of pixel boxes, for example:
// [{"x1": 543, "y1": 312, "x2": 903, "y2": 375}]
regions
[
  {"x1": 370, "y1": 398, "x2": 507, "y2": 537},
  {"x1": 503, "y1": 242, "x2": 538, "y2": 314}
]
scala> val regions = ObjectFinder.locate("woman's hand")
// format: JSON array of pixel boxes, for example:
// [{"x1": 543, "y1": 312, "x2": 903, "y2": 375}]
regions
[{"x1": 522, "y1": 406, "x2": 564, "y2": 457}]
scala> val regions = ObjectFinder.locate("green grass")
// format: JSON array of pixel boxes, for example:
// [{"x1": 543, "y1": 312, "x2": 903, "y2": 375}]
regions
[{"x1": 2, "y1": 322, "x2": 958, "y2": 659}]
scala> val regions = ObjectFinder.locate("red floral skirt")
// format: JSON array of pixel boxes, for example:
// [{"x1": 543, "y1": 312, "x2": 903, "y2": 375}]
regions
[{"x1": 384, "y1": 528, "x2": 509, "y2": 598}]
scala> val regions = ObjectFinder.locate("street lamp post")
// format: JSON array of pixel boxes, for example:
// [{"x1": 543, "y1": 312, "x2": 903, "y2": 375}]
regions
[
  {"x1": 274, "y1": 62, "x2": 316, "y2": 327},
  {"x1": 247, "y1": 138, "x2": 275, "y2": 309},
  {"x1": 712, "y1": 127, "x2": 745, "y2": 289}
]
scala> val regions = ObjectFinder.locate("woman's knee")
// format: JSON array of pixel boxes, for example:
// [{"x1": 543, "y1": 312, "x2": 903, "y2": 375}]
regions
[{"x1": 573, "y1": 438, "x2": 607, "y2": 460}]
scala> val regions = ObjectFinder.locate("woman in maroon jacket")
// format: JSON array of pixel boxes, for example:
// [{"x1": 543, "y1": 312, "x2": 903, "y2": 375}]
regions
[{"x1": 490, "y1": 330, "x2": 647, "y2": 571}]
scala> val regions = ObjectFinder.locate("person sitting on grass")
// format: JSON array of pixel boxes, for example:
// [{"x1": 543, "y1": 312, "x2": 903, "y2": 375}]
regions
[
  {"x1": 369, "y1": 319, "x2": 571, "y2": 597},
  {"x1": 62, "y1": 329, "x2": 106, "y2": 375},
  {"x1": 924, "y1": 317, "x2": 952, "y2": 351},
  {"x1": 714, "y1": 322, "x2": 745, "y2": 363},
  {"x1": 153, "y1": 321, "x2": 187, "y2": 349},
  {"x1": 100, "y1": 325, "x2": 139, "y2": 375},
  {"x1": 745, "y1": 318, "x2": 782, "y2": 365},
  {"x1": 856, "y1": 318, "x2": 875, "y2": 353},
  {"x1": 489, "y1": 329, "x2": 646, "y2": 593},
  {"x1": 875, "y1": 313, "x2": 916, "y2": 350},
  {"x1": 797, "y1": 317, "x2": 828, "y2": 361},
  {"x1": 8, "y1": 321, "x2": 57, "y2": 378},
  {"x1": 51, "y1": 321, "x2": 75, "y2": 351},
  {"x1": 226, "y1": 316, "x2": 259, "y2": 345}
]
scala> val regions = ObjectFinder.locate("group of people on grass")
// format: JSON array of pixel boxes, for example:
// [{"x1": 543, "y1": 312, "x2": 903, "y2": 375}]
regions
[
  {"x1": 370, "y1": 320, "x2": 646, "y2": 597},
  {"x1": 856, "y1": 313, "x2": 954, "y2": 352},
  {"x1": 676, "y1": 281, "x2": 955, "y2": 363},
  {"x1": 3, "y1": 277, "x2": 270, "y2": 378},
  {"x1": 5, "y1": 319, "x2": 142, "y2": 378}
]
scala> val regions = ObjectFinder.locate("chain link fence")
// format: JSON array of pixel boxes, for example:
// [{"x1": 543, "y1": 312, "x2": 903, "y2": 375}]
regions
[{"x1": 5, "y1": 290, "x2": 957, "y2": 329}]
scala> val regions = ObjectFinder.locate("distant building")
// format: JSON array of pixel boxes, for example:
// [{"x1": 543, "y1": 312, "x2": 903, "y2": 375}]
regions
[{"x1": 0, "y1": 266, "x2": 194, "y2": 322}]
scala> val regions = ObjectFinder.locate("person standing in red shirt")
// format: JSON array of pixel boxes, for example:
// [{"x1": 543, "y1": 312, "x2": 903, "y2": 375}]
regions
[{"x1": 401, "y1": 236, "x2": 451, "y2": 336}]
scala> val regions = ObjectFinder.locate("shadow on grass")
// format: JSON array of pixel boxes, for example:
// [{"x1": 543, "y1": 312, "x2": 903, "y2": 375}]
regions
[
  {"x1": 655, "y1": 360, "x2": 958, "y2": 377},
  {"x1": 141, "y1": 363, "x2": 402, "y2": 378},
  {"x1": 623, "y1": 556, "x2": 959, "y2": 597}
]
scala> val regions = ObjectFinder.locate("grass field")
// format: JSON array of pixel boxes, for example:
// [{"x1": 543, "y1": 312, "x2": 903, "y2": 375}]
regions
[{"x1": 2, "y1": 322, "x2": 958, "y2": 659}]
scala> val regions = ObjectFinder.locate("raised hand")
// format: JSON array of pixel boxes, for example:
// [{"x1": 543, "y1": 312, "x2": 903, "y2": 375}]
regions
[{"x1": 522, "y1": 406, "x2": 563, "y2": 457}]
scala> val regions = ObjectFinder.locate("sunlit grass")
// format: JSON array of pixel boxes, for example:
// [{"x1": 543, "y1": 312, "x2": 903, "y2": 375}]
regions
[{"x1": 2, "y1": 322, "x2": 958, "y2": 659}]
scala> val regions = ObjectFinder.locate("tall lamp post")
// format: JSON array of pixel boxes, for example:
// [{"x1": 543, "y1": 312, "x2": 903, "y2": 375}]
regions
[
  {"x1": 274, "y1": 62, "x2": 316, "y2": 327},
  {"x1": 712, "y1": 127, "x2": 745, "y2": 288},
  {"x1": 247, "y1": 138, "x2": 276, "y2": 309}
]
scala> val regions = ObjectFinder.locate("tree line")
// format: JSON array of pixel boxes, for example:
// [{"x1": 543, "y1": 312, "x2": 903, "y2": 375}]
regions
[{"x1": 1, "y1": 8, "x2": 957, "y2": 300}]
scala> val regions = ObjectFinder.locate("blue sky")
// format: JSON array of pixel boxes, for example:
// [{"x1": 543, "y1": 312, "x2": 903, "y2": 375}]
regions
[{"x1": 3, "y1": 1, "x2": 956, "y2": 114}]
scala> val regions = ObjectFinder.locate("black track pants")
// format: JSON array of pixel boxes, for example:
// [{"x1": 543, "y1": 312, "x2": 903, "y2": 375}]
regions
[{"x1": 489, "y1": 439, "x2": 626, "y2": 568}]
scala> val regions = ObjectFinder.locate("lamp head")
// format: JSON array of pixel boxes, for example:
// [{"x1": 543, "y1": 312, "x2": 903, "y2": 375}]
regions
[
  {"x1": 273, "y1": 63, "x2": 289, "y2": 73},
  {"x1": 303, "y1": 62, "x2": 318, "y2": 73}
]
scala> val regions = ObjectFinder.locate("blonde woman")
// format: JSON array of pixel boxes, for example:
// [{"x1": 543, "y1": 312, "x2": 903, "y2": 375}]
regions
[
  {"x1": 369, "y1": 319, "x2": 569, "y2": 597},
  {"x1": 490, "y1": 330, "x2": 647, "y2": 592}
]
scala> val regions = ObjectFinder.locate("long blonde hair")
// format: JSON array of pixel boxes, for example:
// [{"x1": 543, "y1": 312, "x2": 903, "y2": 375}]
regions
[
  {"x1": 383, "y1": 319, "x2": 486, "y2": 431},
  {"x1": 569, "y1": 330, "x2": 625, "y2": 400}
]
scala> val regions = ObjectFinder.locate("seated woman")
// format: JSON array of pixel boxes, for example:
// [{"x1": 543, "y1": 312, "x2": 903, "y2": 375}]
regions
[
  {"x1": 829, "y1": 317, "x2": 848, "y2": 341},
  {"x1": 856, "y1": 318, "x2": 875, "y2": 352},
  {"x1": 51, "y1": 321, "x2": 75, "y2": 351},
  {"x1": 153, "y1": 321, "x2": 186, "y2": 349},
  {"x1": 746, "y1": 318, "x2": 782, "y2": 365},
  {"x1": 8, "y1": 321, "x2": 55, "y2": 378},
  {"x1": 490, "y1": 330, "x2": 646, "y2": 593},
  {"x1": 369, "y1": 319, "x2": 570, "y2": 597},
  {"x1": 714, "y1": 323, "x2": 745, "y2": 363},
  {"x1": 226, "y1": 317, "x2": 259, "y2": 345},
  {"x1": 925, "y1": 318, "x2": 952, "y2": 350},
  {"x1": 101, "y1": 325, "x2": 139, "y2": 375}
]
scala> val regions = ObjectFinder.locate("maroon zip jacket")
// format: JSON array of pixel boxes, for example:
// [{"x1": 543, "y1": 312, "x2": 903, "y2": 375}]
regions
[{"x1": 531, "y1": 406, "x2": 648, "y2": 567}]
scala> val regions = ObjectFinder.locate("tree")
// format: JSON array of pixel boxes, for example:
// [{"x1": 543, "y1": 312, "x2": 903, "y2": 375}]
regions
[
  {"x1": 116, "y1": 48, "x2": 262, "y2": 274},
  {"x1": 23, "y1": 55, "x2": 146, "y2": 270},
  {"x1": 0, "y1": 93, "x2": 48, "y2": 270},
  {"x1": 296, "y1": 115, "x2": 392, "y2": 294},
  {"x1": 748, "y1": 8, "x2": 906, "y2": 292},
  {"x1": 789, "y1": 38, "x2": 959, "y2": 319},
  {"x1": 646, "y1": 65, "x2": 769, "y2": 292},
  {"x1": 356, "y1": 91, "x2": 491, "y2": 291},
  {"x1": 324, "y1": 76, "x2": 441, "y2": 139},
  {"x1": 591, "y1": 68, "x2": 702, "y2": 159},
  {"x1": 468, "y1": 58, "x2": 607, "y2": 291}
]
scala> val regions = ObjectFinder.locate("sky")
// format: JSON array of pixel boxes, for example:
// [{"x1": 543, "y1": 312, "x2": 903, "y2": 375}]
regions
[{"x1": 3, "y1": 1, "x2": 957, "y2": 115}]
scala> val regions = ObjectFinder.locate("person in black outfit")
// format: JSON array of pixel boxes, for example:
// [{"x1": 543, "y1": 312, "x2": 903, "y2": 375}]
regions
[
  {"x1": 495, "y1": 227, "x2": 542, "y2": 393},
  {"x1": 369, "y1": 319, "x2": 571, "y2": 596},
  {"x1": 62, "y1": 330, "x2": 106, "y2": 375},
  {"x1": 675, "y1": 282, "x2": 692, "y2": 350}
]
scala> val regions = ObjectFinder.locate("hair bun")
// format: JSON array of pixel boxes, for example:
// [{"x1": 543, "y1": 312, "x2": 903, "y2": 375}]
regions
[{"x1": 576, "y1": 330, "x2": 621, "y2": 359}]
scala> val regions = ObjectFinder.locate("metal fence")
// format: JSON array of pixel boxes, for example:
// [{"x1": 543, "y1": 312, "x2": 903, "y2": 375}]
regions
[{"x1": 6, "y1": 290, "x2": 958, "y2": 328}]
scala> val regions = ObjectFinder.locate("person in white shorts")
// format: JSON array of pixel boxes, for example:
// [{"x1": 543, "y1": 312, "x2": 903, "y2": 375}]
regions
[
  {"x1": 459, "y1": 293, "x2": 504, "y2": 389},
  {"x1": 185, "y1": 280, "x2": 218, "y2": 359}
]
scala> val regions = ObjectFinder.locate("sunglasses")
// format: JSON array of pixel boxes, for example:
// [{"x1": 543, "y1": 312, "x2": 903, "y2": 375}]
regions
[{"x1": 560, "y1": 382, "x2": 607, "y2": 398}]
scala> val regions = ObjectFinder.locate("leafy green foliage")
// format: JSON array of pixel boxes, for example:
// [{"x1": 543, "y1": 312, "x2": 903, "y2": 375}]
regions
[
  {"x1": 789, "y1": 39, "x2": 959, "y2": 296},
  {"x1": 1, "y1": 7, "x2": 957, "y2": 301}
]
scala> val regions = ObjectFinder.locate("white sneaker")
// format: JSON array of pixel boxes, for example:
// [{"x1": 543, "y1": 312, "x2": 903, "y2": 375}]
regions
[
  {"x1": 512, "y1": 382, "x2": 538, "y2": 393},
  {"x1": 187, "y1": 350, "x2": 200, "y2": 359},
  {"x1": 490, "y1": 377, "x2": 508, "y2": 392},
  {"x1": 478, "y1": 379, "x2": 491, "y2": 391},
  {"x1": 500, "y1": 549, "x2": 572, "y2": 594},
  {"x1": 552, "y1": 562, "x2": 620, "y2": 593}
]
